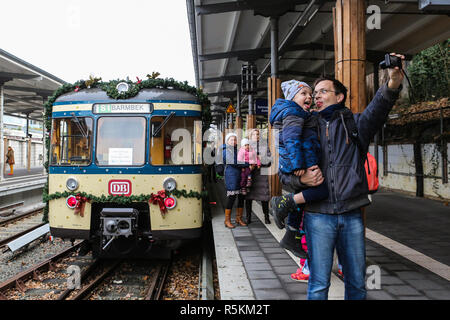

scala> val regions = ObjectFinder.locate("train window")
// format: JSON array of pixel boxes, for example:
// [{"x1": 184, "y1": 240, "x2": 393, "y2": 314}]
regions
[
  {"x1": 150, "y1": 116, "x2": 202, "y2": 165},
  {"x1": 96, "y1": 117, "x2": 146, "y2": 166},
  {"x1": 50, "y1": 117, "x2": 93, "y2": 166}
]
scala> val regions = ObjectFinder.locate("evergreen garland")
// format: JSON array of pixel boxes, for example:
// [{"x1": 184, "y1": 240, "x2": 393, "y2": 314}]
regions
[
  {"x1": 44, "y1": 188, "x2": 207, "y2": 204},
  {"x1": 42, "y1": 74, "x2": 211, "y2": 223}
]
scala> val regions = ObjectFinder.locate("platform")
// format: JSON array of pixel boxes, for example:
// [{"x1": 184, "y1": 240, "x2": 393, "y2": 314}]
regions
[
  {"x1": 0, "y1": 167, "x2": 46, "y2": 197},
  {"x1": 209, "y1": 181, "x2": 450, "y2": 300}
]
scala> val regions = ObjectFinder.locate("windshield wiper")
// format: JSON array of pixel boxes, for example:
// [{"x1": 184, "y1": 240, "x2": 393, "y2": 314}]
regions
[
  {"x1": 152, "y1": 111, "x2": 175, "y2": 137},
  {"x1": 70, "y1": 112, "x2": 88, "y2": 138}
]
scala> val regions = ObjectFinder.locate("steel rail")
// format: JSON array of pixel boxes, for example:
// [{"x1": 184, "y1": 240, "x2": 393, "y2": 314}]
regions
[
  {"x1": 68, "y1": 260, "x2": 122, "y2": 300},
  {"x1": 0, "y1": 241, "x2": 84, "y2": 299},
  {"x1": 57, "y1": 258, "x2": 102, "y2": 300},
  {"x1": 0, "y1": 209, "x2": 42, "y2": 227}
]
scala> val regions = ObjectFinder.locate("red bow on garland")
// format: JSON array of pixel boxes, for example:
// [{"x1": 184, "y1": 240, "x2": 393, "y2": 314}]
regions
[
  {"x1": 74, "y1": 194, "x2": 90, "y2": 217},
  {"x1": 149, "y1": 190, "x2": 168, "y2": 217}
]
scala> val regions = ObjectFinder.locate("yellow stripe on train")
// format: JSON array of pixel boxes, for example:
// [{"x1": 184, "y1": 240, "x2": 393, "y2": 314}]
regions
[
  {"x1": 48, "y1": 173, "x2": 202, "y2": 232},
  {"x1": 52, "y1": 103, "x2": 201, "y2": 112}
]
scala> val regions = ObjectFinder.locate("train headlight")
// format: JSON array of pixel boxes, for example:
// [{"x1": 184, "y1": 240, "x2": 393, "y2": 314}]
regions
[
  {"x1": 66, "y1": 177, "x2": 79, "y2": 191},
  {"x1": 163, "y1": 177, "x2": 177, "y2": 192},
  {"x1": 164, "y1": 196, "x2": 176, "y2": 210},
  {"x1": 66, "y1": 195, "x2": 78, "y2": 209},
  {"x1": 116, "y1": 82, "x2": 129, "y2": 93}
]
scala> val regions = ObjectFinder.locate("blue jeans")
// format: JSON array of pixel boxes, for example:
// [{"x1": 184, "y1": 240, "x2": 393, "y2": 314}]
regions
[{"x1": 304, "y1": 209, "x2": 366, "y2": 300}]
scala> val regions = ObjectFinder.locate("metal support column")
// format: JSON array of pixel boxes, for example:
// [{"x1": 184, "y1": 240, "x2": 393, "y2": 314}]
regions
[
  {"x1": 270, "y1": 16, "x2": 279, "y2": 78},
  {"x1": 268, "y1": 15, "x2": 281, "y2": 198},
  {"x1": 0, "y1": 84, "x2": 4, "y2": 182},
  {"x1": 373, "y1": 63, "x2": 380, "y2": 169},
  {"x1": 26, "y1": 113, "x2": 31, "y2": 172}
]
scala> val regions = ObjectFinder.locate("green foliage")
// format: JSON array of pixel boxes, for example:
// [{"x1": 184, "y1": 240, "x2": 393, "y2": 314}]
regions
[{"x1": 408, "y1": 39, "x2": 450, "y2": 102}]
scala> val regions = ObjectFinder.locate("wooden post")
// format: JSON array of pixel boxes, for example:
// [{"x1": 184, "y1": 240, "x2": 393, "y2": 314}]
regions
[
  {"x1": 333, "y1": 0, "x2": 366, "y2": 233},
  {"x1": 268, "y1": 76, "x2": 282, "y2": 197},
  {"x1": 246, "y1": 114, "x2": 256, "y2": 131},
  {"x1": 333, "y1": 0, "x2": 366, "y2": 113}
]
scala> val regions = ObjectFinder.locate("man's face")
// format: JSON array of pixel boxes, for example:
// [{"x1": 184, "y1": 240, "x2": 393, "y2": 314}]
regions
[{"x1": 313, "y1": 80, "x2": 344, "y2": 111}]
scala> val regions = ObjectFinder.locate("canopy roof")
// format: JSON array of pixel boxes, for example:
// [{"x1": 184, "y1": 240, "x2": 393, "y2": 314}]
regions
[
  {"x1": 0, "y1": 48, "x2": 66, "y2": 121},
  {"x1": 187, "y1": 0, "x2": 450, "y2": 122}
]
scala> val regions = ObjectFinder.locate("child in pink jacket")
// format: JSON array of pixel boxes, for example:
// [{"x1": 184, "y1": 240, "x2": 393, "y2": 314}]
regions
[{"x1": 238, "y1": 138, "x2": 261, "y2": 195}]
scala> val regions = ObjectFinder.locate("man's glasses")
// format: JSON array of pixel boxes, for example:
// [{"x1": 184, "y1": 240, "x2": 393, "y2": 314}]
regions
[{"x1": 312, "y1": 89, "x2": 336, "y2": 98}]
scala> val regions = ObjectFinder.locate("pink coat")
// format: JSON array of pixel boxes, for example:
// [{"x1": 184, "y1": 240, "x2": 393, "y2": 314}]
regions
[{"x1": 237, "y1": 147, "x2": 261, "y2": 166}]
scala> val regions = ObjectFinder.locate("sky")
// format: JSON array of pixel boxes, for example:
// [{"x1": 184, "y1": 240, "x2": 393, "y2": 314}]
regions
[{"x1": 0, "y1": 0, "x2": 196, "y2": 85}]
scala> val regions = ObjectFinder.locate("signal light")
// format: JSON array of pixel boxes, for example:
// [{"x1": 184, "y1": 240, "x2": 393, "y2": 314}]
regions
[
  {"x1": 164, "y1": 196, "x2": 176, "y2": 210},
  {"x1": 66, "y1": 195, "x2": 78, "y2": 209}
]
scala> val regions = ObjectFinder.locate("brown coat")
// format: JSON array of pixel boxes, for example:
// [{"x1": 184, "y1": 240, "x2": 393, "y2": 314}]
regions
[{"x1": 6, "y1": 148, "x2": 15, "y2": 165}]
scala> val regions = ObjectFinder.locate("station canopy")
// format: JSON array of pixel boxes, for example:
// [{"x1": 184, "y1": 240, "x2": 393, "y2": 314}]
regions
[
  {"x1": 0, "y1": 48, "x2": 66, "y2": 121},
  {"x1": 187, "y1": 0, "x2": 450, "y2": 121}
]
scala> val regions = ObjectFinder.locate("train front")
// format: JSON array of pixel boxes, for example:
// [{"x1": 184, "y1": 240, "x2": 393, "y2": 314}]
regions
[{"x1": 47, "y1": 86, "x2": 204, "y2": 258}]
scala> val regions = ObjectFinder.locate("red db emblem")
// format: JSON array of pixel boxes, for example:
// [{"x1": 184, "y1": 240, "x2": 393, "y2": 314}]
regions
[{"x1": 108, "y1": 180, "x2": 132, "y2": 196}]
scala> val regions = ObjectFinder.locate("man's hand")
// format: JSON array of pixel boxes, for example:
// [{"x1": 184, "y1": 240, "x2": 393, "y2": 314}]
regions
[
  {"x1": 300, "y1": 165, "x2": 324, "y2": 187},
  {"x1": 387, "y1": 53, "x2": 405, "y2": 89},
  {"x1": 294, "y1": 169, "x2": 305, "y2": 176}
]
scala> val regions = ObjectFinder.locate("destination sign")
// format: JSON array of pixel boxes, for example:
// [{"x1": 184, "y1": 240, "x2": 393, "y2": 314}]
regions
[{"x1": 93, "y1": 103, "x2": 152, "y2": 114}]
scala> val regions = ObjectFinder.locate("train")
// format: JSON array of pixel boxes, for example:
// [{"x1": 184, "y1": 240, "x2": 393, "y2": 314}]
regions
[{"x1": 45, "y1": 78, "x2": 207, "y2": 258}]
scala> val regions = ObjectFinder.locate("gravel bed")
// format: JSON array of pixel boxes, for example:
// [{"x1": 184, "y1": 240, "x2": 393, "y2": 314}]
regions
[
  {"x1": 0, "y1": 237, "x2": 76, "y2": 284},
  {"x1": 161, "y1": 245, "x2": 201, "y2": 300}
]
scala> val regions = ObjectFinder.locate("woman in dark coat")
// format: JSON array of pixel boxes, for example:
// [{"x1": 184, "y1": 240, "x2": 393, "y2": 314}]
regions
[
  {"x1": 245, "y1": 129, "x2": 271, "y2": 224},
  {"x1": 222, "y1": 132, "x2": 249, "y2": 228}
]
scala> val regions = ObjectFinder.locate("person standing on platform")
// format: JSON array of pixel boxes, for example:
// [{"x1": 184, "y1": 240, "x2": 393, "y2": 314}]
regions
[
  {"x1": 6, "y1": 146, "x2": 15, "y2": 176},
  {"x1": 222, "y1": 132, "x2": 249, "y2": 228},
  {"x1": 237, "y1": 138, "x2": 260, "y2": 195},
  {"x1": 297, "y1": 53, "x2": 405, "y2": 300},
  {"x1": 269, "y1": 80, "x2": 328, "y2": 258},
  {"x1": 245, "y1": 128, "x2": 272, "y2": 225}
]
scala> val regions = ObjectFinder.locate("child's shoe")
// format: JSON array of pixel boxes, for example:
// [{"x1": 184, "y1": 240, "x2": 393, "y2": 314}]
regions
[
  {"x1": 246, "y1": 177, "x2": 252, "y2": 187},
  {"x1": 280, "y1": 228, "x2": 308, "y2": 259},
  {"x1": 269, "y1": 193, "x2": 296, "y2": 229},
  {"x1": 290, "y1": 269, "x2": 309, "y2": 282},
  {"x1": 241, "y1": 188, "x2": 247, "y2": 195}
]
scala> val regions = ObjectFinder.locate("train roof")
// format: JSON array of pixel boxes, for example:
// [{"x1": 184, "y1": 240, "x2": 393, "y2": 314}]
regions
[{"x1": 54, "y1": 87, "x2": 199, "y2": 103}]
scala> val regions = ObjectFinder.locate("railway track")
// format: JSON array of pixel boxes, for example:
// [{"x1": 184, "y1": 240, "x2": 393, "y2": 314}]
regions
[
  {"x1": 65, "y1": 259, "x2": 171, "y2": 300},
  {"x1": 0, "y1": 241, "x2": 85, "y2": 300},
  {"x1": 0, "y1": 209, "x2": 44, "y2": 252},
  {"x1": 0, "y1": 240, "x2": 171, "y2": 300},
  {"x1": 0, "y1": 234, "x2": 211, "y2": 300}
]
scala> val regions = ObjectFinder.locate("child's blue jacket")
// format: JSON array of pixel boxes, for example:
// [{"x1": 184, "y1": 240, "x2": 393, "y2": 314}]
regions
[{"x1": 269, "y1": 98, "x2": 321, "y2": 174}]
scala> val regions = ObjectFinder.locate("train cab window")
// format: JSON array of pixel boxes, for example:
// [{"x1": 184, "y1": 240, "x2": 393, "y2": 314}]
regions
[
  {"x1": 50, "y1": 117, "x2": 93, "y2": 166},
  {"x1": 96, "y1": 117, "x2": 146, "y2": 166},
  {"x1": 150, "y1": 116, "x2": 202, "y2": 165}
]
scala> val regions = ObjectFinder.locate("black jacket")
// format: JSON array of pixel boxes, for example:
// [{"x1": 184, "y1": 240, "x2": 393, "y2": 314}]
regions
[{"x1": 304, "y1": 83, "x2": 401, "y2": 214}]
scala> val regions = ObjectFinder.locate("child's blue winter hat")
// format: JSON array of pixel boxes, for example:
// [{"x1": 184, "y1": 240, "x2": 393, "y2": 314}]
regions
[{"x1": 281, "y1": 80, "x2": 311, "y2": 101}]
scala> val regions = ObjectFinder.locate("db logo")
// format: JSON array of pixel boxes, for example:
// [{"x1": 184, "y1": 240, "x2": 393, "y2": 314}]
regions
[{"x1": 108, "y1": 180, "x2": 132, "y2": 196}]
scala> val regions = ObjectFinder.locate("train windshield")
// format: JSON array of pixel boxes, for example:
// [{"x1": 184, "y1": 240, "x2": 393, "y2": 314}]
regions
[
  {"x1": 150, "y1": 116, "x2": 202, "y2": 165},
  {"x1": 50, "y1": 117, "x2": 93, "y2": 166},
  {"x1": 96, "y1": 117, "x2": 146, "y2": 166}
]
